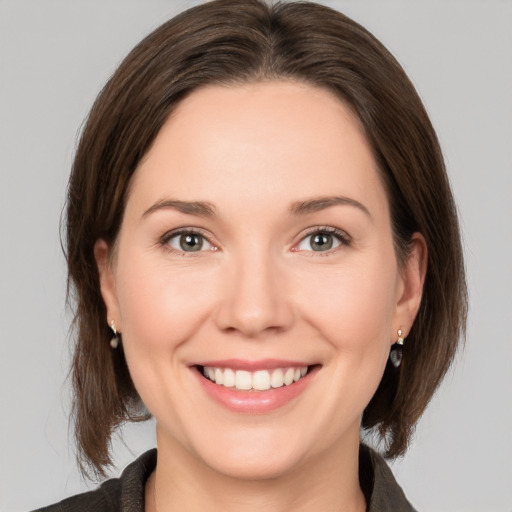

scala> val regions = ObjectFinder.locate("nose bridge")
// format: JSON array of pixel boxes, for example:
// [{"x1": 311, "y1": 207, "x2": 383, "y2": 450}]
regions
[{"x1": 215, "y1": 242, "x2": 293, "y2": 337}]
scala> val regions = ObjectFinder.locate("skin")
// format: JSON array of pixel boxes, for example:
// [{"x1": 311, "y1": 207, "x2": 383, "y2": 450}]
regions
[{"x1": 95, "y1": 81, "x2": 426, "y2": 512}]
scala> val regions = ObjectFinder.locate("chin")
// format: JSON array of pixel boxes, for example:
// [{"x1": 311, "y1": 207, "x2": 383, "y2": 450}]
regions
[
  {"x1": 203, "y1": 446, "x2": 305, "y2": 481},
  {"x1": 183, "y1": 421, "x2": 324, "y2": 482}
]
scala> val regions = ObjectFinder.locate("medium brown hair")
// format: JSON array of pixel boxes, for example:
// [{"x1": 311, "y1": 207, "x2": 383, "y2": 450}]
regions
[{"x1": 66, "y1": 0, "x2": 467, "y2": 476}]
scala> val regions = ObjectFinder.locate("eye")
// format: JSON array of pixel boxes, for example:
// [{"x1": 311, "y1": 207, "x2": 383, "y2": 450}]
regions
[
  {"x1": 165, "y1": 231, "x2": 213, "y2": 252},
  {"x1": 296, "y1": 228, "x2": 349, "y2": 253}
]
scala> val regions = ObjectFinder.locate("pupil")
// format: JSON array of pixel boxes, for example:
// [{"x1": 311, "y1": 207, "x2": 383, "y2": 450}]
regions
[
  {"x1": 312, "y1": 233, "x2": 332, "y2": 251},
  {"x1": 180, "y1": 234, "x2": 203, "y2": 251}
]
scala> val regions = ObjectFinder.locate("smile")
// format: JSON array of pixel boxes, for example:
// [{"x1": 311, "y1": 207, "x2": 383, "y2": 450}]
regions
[
  {"x1": 193, "y1": 361, "x2": 318, "y2": 413},
  {"x1": 201, "y1": 366, "x2": 309, "y2": 391}
]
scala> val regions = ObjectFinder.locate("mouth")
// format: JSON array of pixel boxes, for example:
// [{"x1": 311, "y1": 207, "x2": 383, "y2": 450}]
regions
[
  {"x1": 192, "y1": 361, "x2": 319, "y2": 413},
  {"x1": 198, "y1": 365, "x2": 311, "y2": 391}
]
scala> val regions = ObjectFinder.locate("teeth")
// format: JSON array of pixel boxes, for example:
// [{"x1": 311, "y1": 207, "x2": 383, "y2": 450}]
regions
[
  {"x1": 223, "y1": 368, "x2": 235, "y2": 387},
  {"x1": 235, "y1": 370, "x2": 252, "y2": 390},
  {"x1": 202, "y1": 366, "x2": 309, "y2": 391},
  {"x1": 270, "y1": 368, "x2": 284, "y2": 388},
  {"x1": 253, "y1": 370, "x2": 271, "y2": 391},
  {"x1": 284, "y1": 368, "x2": 294, "y2": 385}
]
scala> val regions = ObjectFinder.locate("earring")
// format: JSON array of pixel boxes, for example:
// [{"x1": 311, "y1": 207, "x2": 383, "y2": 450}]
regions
[
  {"x1": 389, "y1": 328, "x2": 404, "y2": 368},
  {"x1": 110, "y1": 320, "x2": 119, "y2": 349}
]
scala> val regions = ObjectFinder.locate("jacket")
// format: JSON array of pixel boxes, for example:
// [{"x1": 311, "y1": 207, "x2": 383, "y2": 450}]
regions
[{"x1": 34, "y1": 445, "x2": 416, "y2": 511}]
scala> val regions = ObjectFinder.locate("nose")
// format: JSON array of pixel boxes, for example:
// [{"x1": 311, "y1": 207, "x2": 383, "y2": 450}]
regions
[{"x1": 214, "y1": 250, "x2": 294, "y2": 338}]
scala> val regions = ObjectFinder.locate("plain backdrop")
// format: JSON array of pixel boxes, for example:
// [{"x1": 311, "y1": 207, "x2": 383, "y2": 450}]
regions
[{"x1": 1, "y1": 1, "x2": 511, "y2": 511}]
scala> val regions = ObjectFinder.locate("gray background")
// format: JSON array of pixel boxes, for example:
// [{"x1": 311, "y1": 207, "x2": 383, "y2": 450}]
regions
[{"x1": 1, "y1": 1, "x2": 511, "y2": 510}]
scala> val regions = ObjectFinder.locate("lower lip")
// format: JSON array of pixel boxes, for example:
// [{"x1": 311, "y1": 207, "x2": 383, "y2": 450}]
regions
[{"x1": 193, "y1": 367, "x2": 317, "y2": 413}]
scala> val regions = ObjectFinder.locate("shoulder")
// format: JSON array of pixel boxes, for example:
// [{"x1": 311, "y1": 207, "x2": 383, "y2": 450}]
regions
[
  {"x1": 32, "y1": 449, "x2": 157, "y2": 512},
  {"x1": 359, "y1": 444, "x2": 417, "y2": 512},
  {"x1": 32, "y1": 477, "x2": 121, "y2": 512}
]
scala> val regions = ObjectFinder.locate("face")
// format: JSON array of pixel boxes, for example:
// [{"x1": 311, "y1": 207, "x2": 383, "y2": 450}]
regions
[{"x1": 96, "y1": 81, "x2": 424, "y2": 480}]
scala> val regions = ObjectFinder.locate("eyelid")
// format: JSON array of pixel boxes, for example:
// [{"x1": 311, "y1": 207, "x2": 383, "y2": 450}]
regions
[
  {"x1": 292, "y1": 226, "x2": 351, "y2": 253},
  {"x1": 159, "y1": 227, "x2": 218, "y2": 254},
  {"x1": 157, "y1": 225, "x2": 350, "y2": 254}
]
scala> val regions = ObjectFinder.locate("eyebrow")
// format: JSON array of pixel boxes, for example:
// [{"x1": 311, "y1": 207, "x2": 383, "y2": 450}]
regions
[
  {"x1": 142, "y1": 199, "x2": 216, "y2": 218},
  {"x1": 290, "y1": 196, "x2": 371, "y2": 218},
  {"x1": 142, "y1": 195, "x2": 370, "y2": 219}
]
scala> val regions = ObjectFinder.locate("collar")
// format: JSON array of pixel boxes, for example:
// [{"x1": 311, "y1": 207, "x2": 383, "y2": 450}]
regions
[{"x1": 117, "y1": 446, "x2": 416, "y2": 512}]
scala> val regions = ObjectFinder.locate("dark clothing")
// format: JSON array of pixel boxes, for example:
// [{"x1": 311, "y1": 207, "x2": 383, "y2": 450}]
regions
[
  {"x1": 34, "y1": 445, "x2": 416, "y2": 511},
  {"x1": 358, "y1": 445, "x2": 417, "y2": 511}
]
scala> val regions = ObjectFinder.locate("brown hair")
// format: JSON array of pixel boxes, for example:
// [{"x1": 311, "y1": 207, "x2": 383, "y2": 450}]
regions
[{"x1": 66, "y1": 0, "x2": 467, "y2": 476}]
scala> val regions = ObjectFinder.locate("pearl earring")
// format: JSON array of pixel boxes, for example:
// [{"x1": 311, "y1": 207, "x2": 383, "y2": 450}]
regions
[
  {"x1": 389, "y1": 328, "x2": 404, "y2": 368},
  {"x1": 110, "y1": 320, "x2": 119, "y2": 349}
]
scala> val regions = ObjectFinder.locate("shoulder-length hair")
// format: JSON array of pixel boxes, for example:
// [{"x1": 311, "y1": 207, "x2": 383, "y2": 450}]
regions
[{"x1": 66, "y1": 0, "x2": 467, "y2": 476}]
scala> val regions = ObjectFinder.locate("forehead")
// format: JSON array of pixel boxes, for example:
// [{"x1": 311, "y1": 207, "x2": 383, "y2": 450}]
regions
[{"x1": 130, "y1": 81, "x2": 388, "y2": 219}]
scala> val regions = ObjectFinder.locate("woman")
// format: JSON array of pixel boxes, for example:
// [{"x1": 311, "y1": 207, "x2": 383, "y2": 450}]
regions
[{"x1": 36, "y1": 0, "x2": 467, "y2": 510}]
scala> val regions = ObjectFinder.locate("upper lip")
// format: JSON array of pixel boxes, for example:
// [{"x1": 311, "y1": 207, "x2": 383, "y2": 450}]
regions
[{"x1": 191, "y1": 359, "x2": 314, "y2": 371}]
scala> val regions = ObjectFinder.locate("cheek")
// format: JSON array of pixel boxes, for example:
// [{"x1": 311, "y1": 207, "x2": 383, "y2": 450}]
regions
[
  {"x1": 298, "y1": 259, "x2": 397, "y2": 337},
  {"x1": 292, "y1": 254, "x2": 398, "y2": 388},
  {"x1": 112, "y1": 252, "x2": 219, "y2": 415},
  {"x1": 114, "y1": 251, "x2": 220, "y2": 353},
  {"x1": 304, "y1": 260, "x2": 398, "y2": 416}
]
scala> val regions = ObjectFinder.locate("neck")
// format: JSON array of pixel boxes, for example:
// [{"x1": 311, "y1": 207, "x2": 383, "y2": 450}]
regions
[{"x1": 146, "y1": 425, "x2": 366, "y2": 512}]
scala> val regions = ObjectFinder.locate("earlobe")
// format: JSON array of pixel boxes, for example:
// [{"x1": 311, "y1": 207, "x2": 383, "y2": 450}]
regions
[
  {"x1": 395, "y1": 232, "x2": 428, "y2": 328},
  {"x1": 94, "y1": 239, "x2": 121, "y2": 330}
]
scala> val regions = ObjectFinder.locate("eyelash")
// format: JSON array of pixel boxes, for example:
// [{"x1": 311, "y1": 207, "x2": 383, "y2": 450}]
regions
[
  {"x1": 158, "y1": 226, "x2": 351, "y2": 255},
  {"x1": 293, "y1": 226, "x2": 351, "y2": 255},
  {"x1": 159, "y1": 228, "x2": 217, "y2": 255}
]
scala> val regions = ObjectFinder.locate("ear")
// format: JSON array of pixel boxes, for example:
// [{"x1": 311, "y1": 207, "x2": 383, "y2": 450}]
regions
[
  {"x1": 393, "y1": 232, "x2": 428, "y2": 337},
  {"x1": 94, "y1": 239, "x2": 121, "y2": 331}
]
